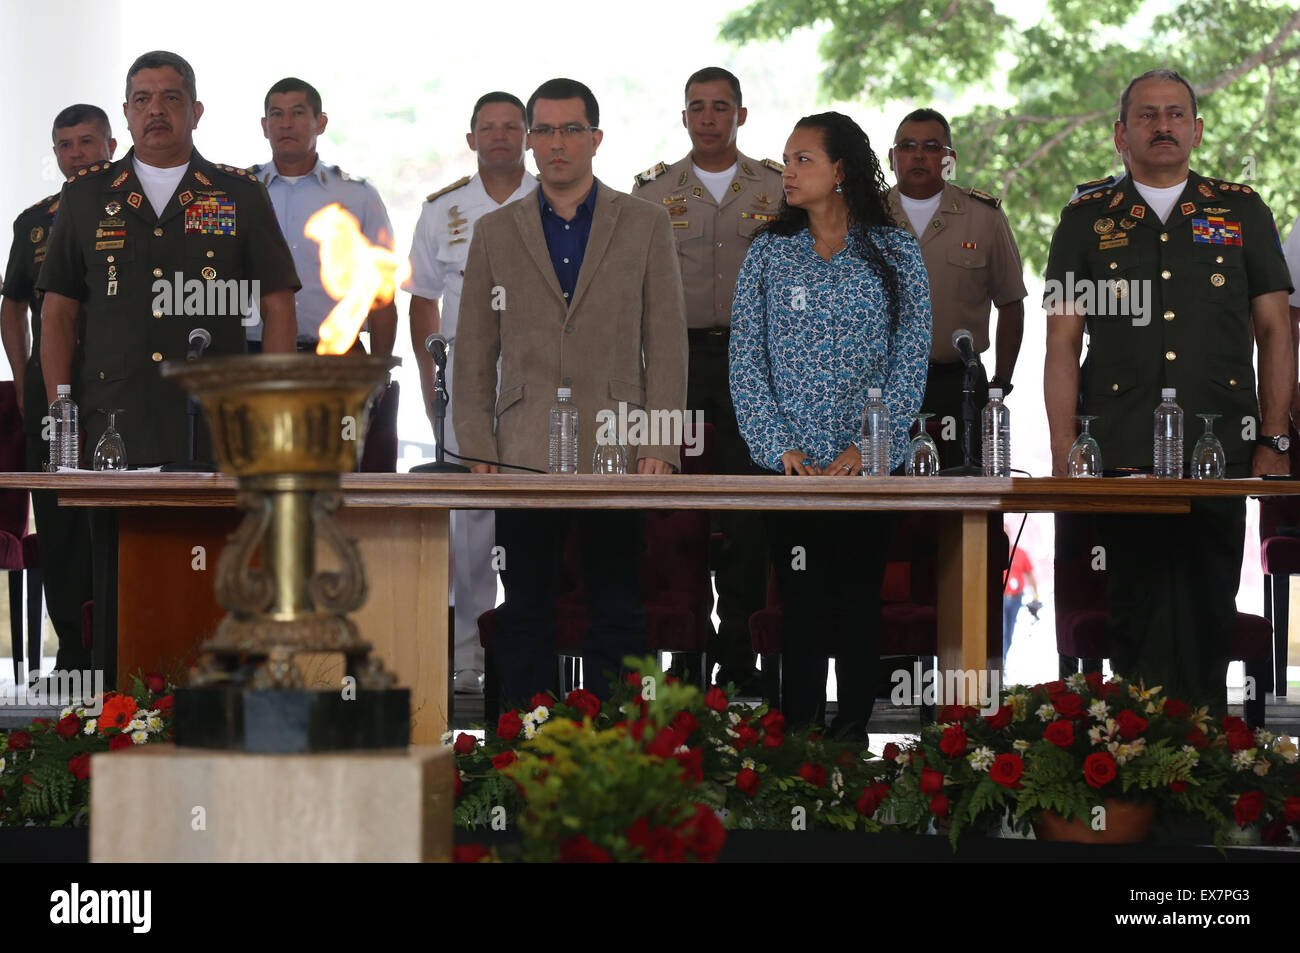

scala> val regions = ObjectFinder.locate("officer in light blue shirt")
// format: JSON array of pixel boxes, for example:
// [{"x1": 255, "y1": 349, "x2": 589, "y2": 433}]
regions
[{"x1": 250, "y1": 77, "x2": 396, "y2": 355}]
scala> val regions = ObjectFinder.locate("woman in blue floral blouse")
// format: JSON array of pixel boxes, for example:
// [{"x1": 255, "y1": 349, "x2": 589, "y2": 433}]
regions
[{"x1": 729, "y1": 111, "x2": 932, "y2": 739}]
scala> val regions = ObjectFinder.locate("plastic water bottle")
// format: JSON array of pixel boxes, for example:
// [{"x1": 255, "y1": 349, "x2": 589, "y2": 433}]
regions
[
  {"x1": 860, "y1": 387, "x2": 890, "y2": 476},
  {"x1": 548, "y1": 386, "x2": 579, "y2": 474},
  {"x1": 49, "y1": 385, "x2": 80, "y2": 471},
  {"x1": 982, "y1": 388, "x2": 1010, "y2": 476},
  {"x1": 1153, "y1": 387, "x2": 1184, "y2": 478}
]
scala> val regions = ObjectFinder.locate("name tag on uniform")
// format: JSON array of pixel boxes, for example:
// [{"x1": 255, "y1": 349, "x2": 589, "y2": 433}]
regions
[
  {"x1": 739, "y1": 212, "x2": 775, "y2": 222},
  {"x1": 184, "y1": 197, "x2": 237, "y2": 236}
]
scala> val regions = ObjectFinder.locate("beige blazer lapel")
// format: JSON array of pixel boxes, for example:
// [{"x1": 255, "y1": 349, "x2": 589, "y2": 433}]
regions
[
  {"x1": 567, "y1": 182, "x2": 620, "y2": 316},
  {"x1": 512, "y1": 196, "x2": 567, "y2": 311}
]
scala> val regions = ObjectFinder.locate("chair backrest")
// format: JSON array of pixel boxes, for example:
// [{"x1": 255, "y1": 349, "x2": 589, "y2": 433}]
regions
[
  {"x1": 1257, "y1": 421, "x2": 1300, "y2": 540},
  {"x1": 0, "y1": 382, "x2": 30, "y2": 537},
  {"x1": 1053, "y1": 513, "x2": 1109, "y2": 613}
]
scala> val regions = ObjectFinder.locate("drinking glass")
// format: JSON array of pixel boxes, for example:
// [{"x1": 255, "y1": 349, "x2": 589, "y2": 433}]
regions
[
  {"x1": 1067, "y1": 415, "x2": 1103, "y2": 477},
  {"x1": 93, "y1": 409, "x2": 128, "y2": 471},
  {"x1": 592, "y1": 420, "x2": 628, "y2": 474},
  {"x1": 1191, "y1": 414, "x2": 1225, "y2": 480},
  {"x1": 905, "y1": 413, "x2": 940, "y2": 475}
]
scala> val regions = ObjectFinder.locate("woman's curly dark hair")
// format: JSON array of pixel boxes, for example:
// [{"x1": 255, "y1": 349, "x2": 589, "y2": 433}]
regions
[{"x1": 761, "y1": 111, "x2": 903, "y2": 327}]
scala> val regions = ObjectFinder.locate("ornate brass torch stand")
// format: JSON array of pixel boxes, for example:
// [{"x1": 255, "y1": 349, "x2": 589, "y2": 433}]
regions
[{"x1": 161, "y1": 354, "x2": 409, "y2": 751}]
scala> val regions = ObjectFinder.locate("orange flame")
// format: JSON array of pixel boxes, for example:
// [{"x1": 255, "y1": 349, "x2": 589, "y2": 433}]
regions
[{"x1": 304, "y1": 203, "x2": 411, "y2": 355}]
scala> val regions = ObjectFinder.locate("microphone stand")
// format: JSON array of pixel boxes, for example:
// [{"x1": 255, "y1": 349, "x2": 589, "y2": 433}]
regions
[
  {"x1": 412, "y1": 354, "x2": 468, "y2": 474},
  {"x1": 938, "y1": 360, "x2": 987, "y2": 477},
  {"x1": 161, "y1": 338, "x2": 217, "y2": 472}
]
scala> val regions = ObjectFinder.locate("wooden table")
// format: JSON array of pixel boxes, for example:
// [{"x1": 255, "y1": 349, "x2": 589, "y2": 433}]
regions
[{"x1": 5, "y1": 472, "x2": 1298, "y2": 744}]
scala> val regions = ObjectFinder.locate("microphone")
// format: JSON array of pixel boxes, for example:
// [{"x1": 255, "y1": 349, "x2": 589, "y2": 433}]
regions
[
  {"x1": 187, "y1": 327, "x2": 212, "y2": 361},
  {"x1": 424, "y1": 333, "x2": 449, "y2": 367},
  {"x1": 951, "y1": 328, "x2": 978, "y2": 369}
]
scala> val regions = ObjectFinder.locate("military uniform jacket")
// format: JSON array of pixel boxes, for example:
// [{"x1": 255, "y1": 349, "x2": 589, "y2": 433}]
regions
[
  {"x1": 885, "y1": 181, "x2": 1026, "y2": 361},
  {"x1": 37, "y1": 149, "x2": 300, "y2": 466},
  {"x1": 631, "y1": 151, "x2": 783, "y2": 329},
  {"x1": 3, "y1": 193, "x2": 86, "y2": 436},
  {"x1": 1044, "y1": 170, "x2": 1292, "y2": 471}
]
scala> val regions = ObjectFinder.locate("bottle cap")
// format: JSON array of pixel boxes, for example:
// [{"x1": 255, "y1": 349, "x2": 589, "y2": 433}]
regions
[
  {"x1": 556, "y1": 387, "x2": 572, "y2": 400},
  {"x1": 867, "y1": 387, "x2": 882, "y2": 399},
  {"x1": 57, "y1": 384, "x2": 71, "y2": 396},
  {"x1": 988, "y1": 388, "x2": 1003, "y2": 400},
  {"x1": 1161, "y1": 387, "x2": 1176, "y2": 400}
]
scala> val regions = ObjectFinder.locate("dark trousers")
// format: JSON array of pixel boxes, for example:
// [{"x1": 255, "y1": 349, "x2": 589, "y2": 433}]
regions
[
  {"x1": 921, "y1": 360, "x2": 989, "y2": 471},
  {"x1": 1096, "y1": 498, "x2": 1245, "y2": 713},
  {"x1": 687, "y1": 331, "x2": 767, "y2": 677},
  {"x1": 494, "y1": 509, "x2": 647, "y2": 707},
  {"x1": 1002, "y1": 593, "x2": 1023, "y2": 660},
  {"x1": 25, "y1": 433, "x2": 94, "y2": 672},
  {"x1": 764, "y1": 507, "x2": 898, "y2": 735}
]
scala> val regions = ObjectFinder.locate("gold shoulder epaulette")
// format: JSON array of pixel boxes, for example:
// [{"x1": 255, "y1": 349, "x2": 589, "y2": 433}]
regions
[
  {"x1": 426, "y1": 176, "x2": 471, "y2": 203},
  {"x1": 65, "y1": 162, "x2": 112, "y2": 184},
  {"x1": 633, "y1": 162, "x2": 668, "y2": 188},
  {"x1": 1213, "y1": 178, "x2": 1256, "y2": 197},
  {"x1": 762, "y1": 158, "x2": 785, "y2": 173},
  {"x1": 1068, "y1": 188, "x2": 1111, "y2": 208},
  {"x1": 25, "y1": 193, "x2": 60, "y2": 213},
  {"x1": 968, "y1": 187, "x2": 1001, "y2": 208},
  {"x1": 214, "y1": 164, "x2": 256, "y2": 181}
]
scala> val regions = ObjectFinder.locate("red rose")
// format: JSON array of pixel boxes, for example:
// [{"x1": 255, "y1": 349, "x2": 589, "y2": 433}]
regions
[
  {"x1": 930, "y1": 794, "x2": 950, "y2": 817},
  {"x1": 559, "y1": 834, "x2": 613, "y2": 862},
  {"x1": 1083, "y1": 671, "x2": 1103, "y2": 693},
  {"x1": 704, "y1": 687, "x2": 728, "y2": 712},
  {"x1": 31, "y1": 718, "x2": 49, "y2": 729},
  {"x1": 108, "y1": 734, "x2": 133, "y2": 751},
  {"x1": 68, "y1": 753, "x2": 91, "y2": 781},
  {"x1": 1184, "y1": 727, "x2": 1209, "y2": 750},
  {"x1": 1098, "y1": 682, "x2": 1121, "y2": 700},
  {"x1": 758, "y1": 710, "x2": 785, "y2": 735},
  {"x1": 674, "y1": 747, "x2": 703, "y2": 785},
  {"x1": 919, "y1": 767, "x2": 945, "y2": 794},
  {"x1": 1052, "y1": 693, "x2": 1085, "y2": 719},
  {"x1": 939, "y1": 725, "x2": 967, "y2": 757},
  {"x1": 735, "y1": 767, "x2": 760, "y2": 797},
  {"x1": 453, "y1": 844, "x2": 492, "y2": 863},
  {"x1": 670, "y1": 710, "x2": 699, "y2": 745},
  {"x1": 676, "y1": 803, "x2": 726, "y2": 862},
  {"x1": 856, "y1": 786, "x2": 883, "y2": 817},
  {"x1": 1115, "y1": 709, "x2": 1148, "y2": 740},
  {"x1": 1169, "y1": 780, "x2": 1188, "y2": 794},
  {"x1": 983, "y1": 705, "x2": 1013, "y2": 730},
  {"x1": 938, "y1": 705, "x2": 977, "y2": 725},
  {"x1": 798, "y1": 762, "x2": 827, "y2": 788},
  {"x1": 626, "y1": 818, "x2": 686, "y2": 863},
  {"x1": 564, "y1": 689, "x2": 600, "y2": 720},
  {"x1": 1222, "y1": 715, "x2": 1248, "y2": 734},
  {"x1": 1226, "y1": 728, "x2": 1255, "y2": 753},
  {"x1": 909, "y1": 749, "x2": 927, "y2": 766},
  {"x1": 1233, "y1": 791, "x2": 1265, "y2": 827},
  {"x1": 989, "y1": 753, "x2": 1024, "y2": 789},
  {"x1": 1083, "y1": 751, "x2": 1118, "y2": 789},
  {"x1": 761, "y1": 730, "x2": 784, "y2": 749},
  {"x1": 528, "y1": 692, "x2": 553, "y2": 710},
  {"x1": 495, "y1": 712, "x2": 522, "y2": 742},
  {"x1": 731, "y1": 722, "x2": 757, "y2": 750},
  {"x1": 54, "y1": 715, "x2": 80, "y2": 739},
  {"x1": 455, "y1": 731, "x2": 480, "y2": 753},
  {"x1": 882, "y1": 742, "x2": 901, "y2": 761},
  {"x1": 6, "y1": 731, "x2": 30, "y2": 751},
  {"x1": 1163, "y1": 698, "x2": 1191, "y2": 719},
  {"x1": 1044, "y1": 720, "x2": 1075, "y2": 748},
  {"x1": 1283, "y1": 796, "x2": 1300, "y2": 824},
  {"x1": 1262, "y1": 819, "x2": 1291, "y2": 845},
  {"x1": 454, "y1": 774, "x2": 463, "y2": 798},
  {"x1": 647, "y1": 727, "x2": 678, "y2": 759},
  {"x1": 144, "y1": 672, "x2": 166, "y2": 694},
  {"x1": 491, "y1": 750, "x2": 517, "y2": 770},
  {"x1": 154, "y1": 694, "x2": 174, "y2": 715},
  {"x1": 871, "y1": 781, "x2": 890, "y2": 800},
  {"x1": 1041, "y1": 679, "x2": 1068, "y2": 697}
]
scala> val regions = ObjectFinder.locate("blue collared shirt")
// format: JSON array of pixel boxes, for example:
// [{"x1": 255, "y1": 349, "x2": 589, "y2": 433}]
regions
[{"x1": 538, "y1": 180, "x2": 598, "y2": 303}]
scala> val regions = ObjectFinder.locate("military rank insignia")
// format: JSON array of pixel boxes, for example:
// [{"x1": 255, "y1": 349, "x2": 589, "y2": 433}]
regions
[
  {"x1": 1192, "y1": 217, "x2": 1242, "y2": 246},
  {"x1": 110, "y1": 170, "x2": 130, "y2": 189},
  {"x1": 184, "y1": 196, "x2": 236, "y2": 236},
  {"x1": 1197, "y1": 182, "x2": 1215, "y2": 199},
  {"x1": 961, "y1": 241, "x2": 978, "y2": 249},
  {"x1": 193, "y1": 170, "x2": 213, "y2": 187},
  {"x1": 739, "y1": 212, "x2": 775, "y2": 222},
  {"x1": 1179, "y1": 202, "x2": 1196, "y2": 217}
]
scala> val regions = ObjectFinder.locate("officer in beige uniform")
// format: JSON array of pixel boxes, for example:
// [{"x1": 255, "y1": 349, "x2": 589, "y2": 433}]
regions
[
  {"x1": 886, "y1": 108, "x2": 1026, "y2": 468},
  {"x1": 632, "y1": 67, "x2": 783, "y2": 693}
]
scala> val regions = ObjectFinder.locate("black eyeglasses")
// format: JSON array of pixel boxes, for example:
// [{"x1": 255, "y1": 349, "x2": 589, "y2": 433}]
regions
[
  {"x1": 529, "y1": 124, "x2": 598, "y2": 139},
  {"x1": 891, "y1": 139, "x2": 954, "y2": 155}
]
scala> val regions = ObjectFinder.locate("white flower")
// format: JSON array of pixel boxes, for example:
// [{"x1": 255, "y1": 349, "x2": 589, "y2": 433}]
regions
[
  {"x1": 1088, "y1": 700, "x2": 1109, "y2": 722},
  {"x1": 1231, "y1": 749, "x2": 1255, "y2": 772},
  {"x1": 126, "y1": 719, "x2": 147, "y2": 733},
  {"x1": 146, "y1": 715, "x2": 163, "y2": 733},
  {"x1": 741, "y1": 758, "x2": 756, "y2": 771},
  {"x1": 968, "y1": 746, "x2": 995, "y2": 772},
  {"x1": 1254, "y1": 729, "x2": 1274, "y2": 747},
  {"x1": 1110, "y1": 738, "x2": 1145, "y2": 765},
  {"x1": 831, "y1": 769, "x2": 844, "y2": 794},
  {"x1": 522, "y1": 721, "x2": 537, "y2": 740},
  {"x1": 530, "y1": 706, "x2": 549, "y2": 724},
  {"x1": 60, "y1": 706, "x2": 75, "y2": 720},
  {"x1": 725, "y1": 728, "x2": 740, "y2": 739},
  {"x1": 1036, "y1": 704, "x2": 1057, "y2": 722},
  {"x1": 1181, "y1": 745, "x2": 1201, "y2": 761},
  {"x1": 74, "y1": 707, "x2": 85, "y2": 718},
  {"x1": 130, "y1": 730, "x2": 149, "y2": 745},
  {"x1": 1012, "y1": 739, "x2": 1031, "y2": 753},
  {"x1": 674, "y1": 744, "x2": 690, "y2": 755},
  {"x1": 440, "y1": 731, "x2": 454, "y2": 746},
  {"x1": 1066, "y1": 673, "x2": 1088, "y2": 692},
  {"x1": 720, "y1": 745, "x2": 738, "y2": 757},
  {"x1": 1273, "y1": 736, "x2": 1298, "y2": 764},
  {"x1": 1252, "y1": 760, "x2": 1271, "y2": 777},
  {"x1": 728, "y1": 711, "x2": 741, "y2": 725},
  {"x1": 1008, "y1": 693, "x2": 1028, "y2": 721},
  {"x1": 0, "y1": 757, "x2": 5, "y2": 774},
  {"x1": 83, "y1": 719, "x2": 97, "y2": 735},
  {"x1": 815, "y1": 799, "x2": 824, "y2": 811}
]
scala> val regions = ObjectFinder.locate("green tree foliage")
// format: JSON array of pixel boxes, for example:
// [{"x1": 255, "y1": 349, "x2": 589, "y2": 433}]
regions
[{"x1": 721, "y1": 0, "x2": 1300, "y2": 270}]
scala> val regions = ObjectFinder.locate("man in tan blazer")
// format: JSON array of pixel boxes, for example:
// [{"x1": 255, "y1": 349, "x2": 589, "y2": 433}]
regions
[{"x1": 454, "y1": 78, "x2": 688, "y2": 707}]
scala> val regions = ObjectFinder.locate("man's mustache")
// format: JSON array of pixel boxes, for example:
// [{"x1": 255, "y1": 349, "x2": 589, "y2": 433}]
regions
[{"x1": 1150, "y1": 134, "x2": 1178, "y2": 145}]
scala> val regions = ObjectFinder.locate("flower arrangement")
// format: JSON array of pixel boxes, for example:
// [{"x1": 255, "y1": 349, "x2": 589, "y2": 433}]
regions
[
  {"x1": 0, "y1": 672, "x2": 175, "y2": 827},
  {"x1": 879, "y1": 673, "x2": 1300, "y2": 847}
]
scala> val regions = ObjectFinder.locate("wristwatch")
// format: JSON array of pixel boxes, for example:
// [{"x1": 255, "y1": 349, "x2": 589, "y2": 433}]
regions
[{"x1": 1258, "y1": 434, "x2": 1291, "y2": 454}]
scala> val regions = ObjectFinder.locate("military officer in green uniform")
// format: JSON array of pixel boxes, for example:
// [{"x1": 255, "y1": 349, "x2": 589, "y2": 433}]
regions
[
  {"x1": 1, "y1": 104, "x2": 116, "y2": 673},
  {"x1": 1044, "y1": 69, "x2": 1294, "y2": 710},
  {"x1": 38, "y1": 50, "x2": 299, "y2": 468},
  {"x1": 631, "y1": 67, "x2": 784, "y2": 693}
]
